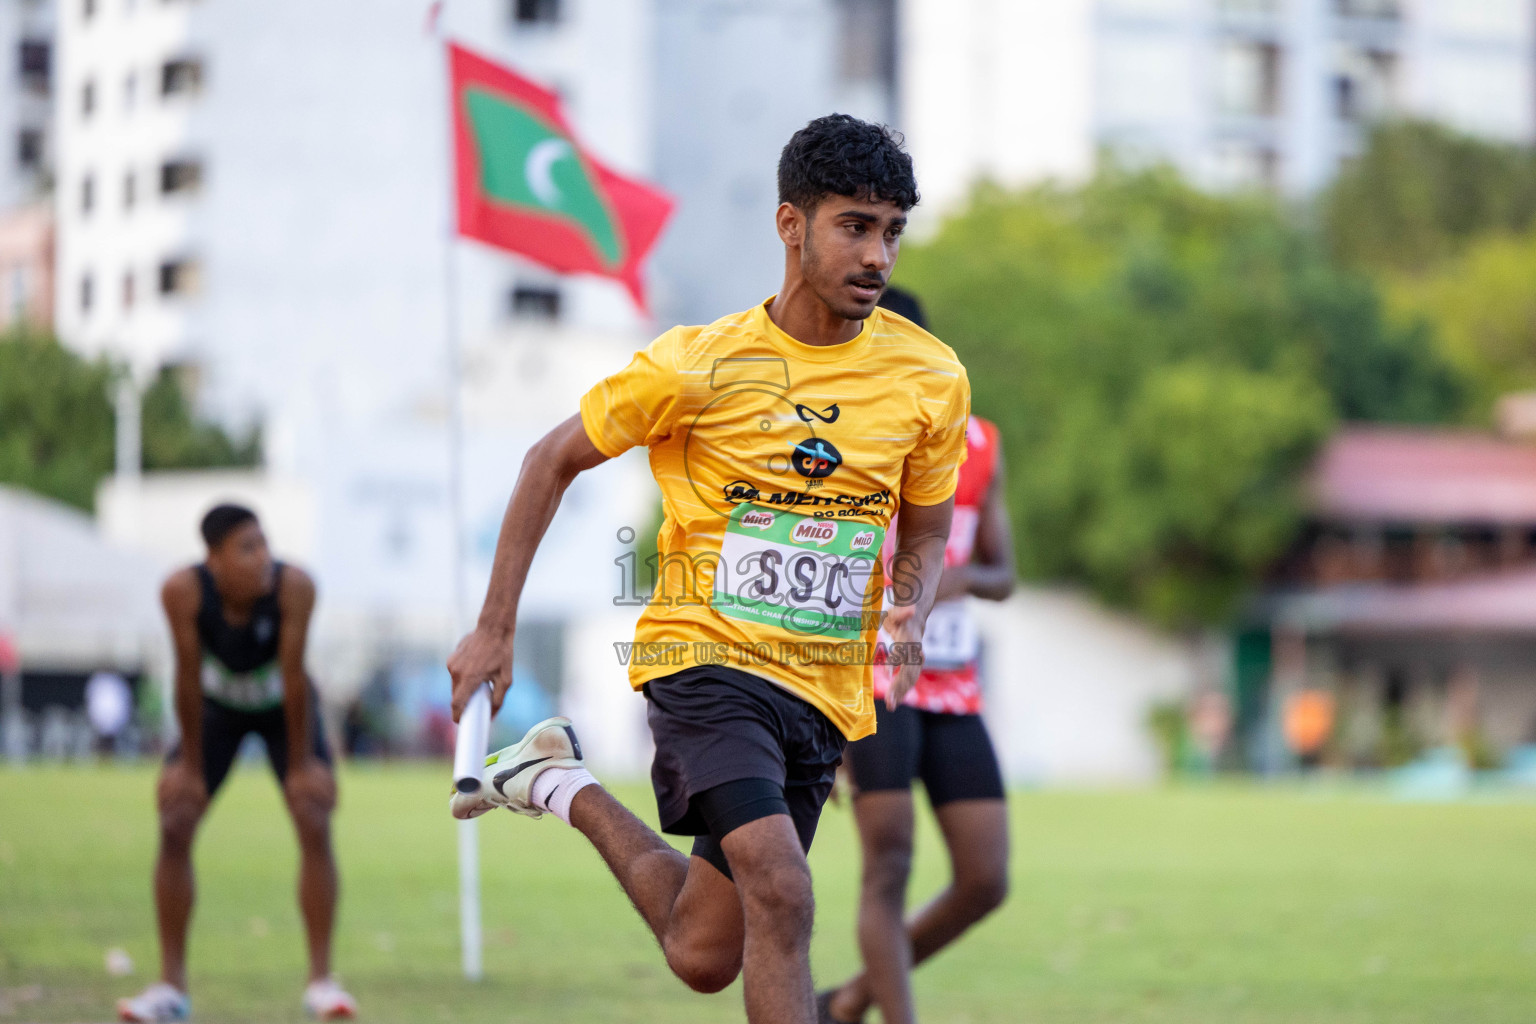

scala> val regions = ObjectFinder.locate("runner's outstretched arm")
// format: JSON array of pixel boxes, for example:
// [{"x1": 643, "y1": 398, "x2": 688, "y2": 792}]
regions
[
  {"x1": 448, "y1": 413, "x2": 610, "y2": 719},
  {"x1": 883, "y1": 496, "x2": 955, "y2": 709}
]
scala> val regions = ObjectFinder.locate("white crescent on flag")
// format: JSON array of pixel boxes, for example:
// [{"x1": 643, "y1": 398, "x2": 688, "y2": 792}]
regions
[{"x1": 525, "y1": 138, "x2": 571, "y2": 208}]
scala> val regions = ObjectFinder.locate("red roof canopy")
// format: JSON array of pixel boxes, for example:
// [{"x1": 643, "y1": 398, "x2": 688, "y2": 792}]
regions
[{"x1": 1310, "y1": 427, "x2": 1536, "y2": 526}]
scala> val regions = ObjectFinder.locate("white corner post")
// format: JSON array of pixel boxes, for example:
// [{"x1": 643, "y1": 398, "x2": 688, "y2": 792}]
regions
[
  {"x1": 437, "y1": 9, "x2": 483, "y2": 981},
  {"x1": 446, "y1": 234, "x2": 483, "y2": 982}
]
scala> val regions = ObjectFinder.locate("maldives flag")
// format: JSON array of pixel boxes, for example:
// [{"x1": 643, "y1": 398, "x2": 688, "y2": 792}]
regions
[{"x1": 448, "y1": 43, "x2": 674, "y2": 310}]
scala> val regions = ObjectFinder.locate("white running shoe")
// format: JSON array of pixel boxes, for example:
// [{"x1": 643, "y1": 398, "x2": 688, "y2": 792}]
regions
[
  {"x1": 303, "y1": 978, "x2": 357, "y2": 1021},
  {"x1": 449, "y1": 716, "x2": 584, "y2": 820},
  {"x1": 116, "y1": 982, "x2": 190, "y2": 1022}
]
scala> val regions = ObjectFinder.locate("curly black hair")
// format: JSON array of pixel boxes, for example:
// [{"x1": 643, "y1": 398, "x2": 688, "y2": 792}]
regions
[
  {"x1": 777, "y1": 113, "x2": 919, "y2": 213},
  {"x1": 201, "y1": 503, "x2": 257, "y2": 548}
]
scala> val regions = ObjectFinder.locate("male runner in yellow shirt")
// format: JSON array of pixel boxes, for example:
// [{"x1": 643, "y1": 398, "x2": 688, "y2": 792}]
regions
[{"x1": 447, "y1": 114, "x2": 969, "y2": 1024}]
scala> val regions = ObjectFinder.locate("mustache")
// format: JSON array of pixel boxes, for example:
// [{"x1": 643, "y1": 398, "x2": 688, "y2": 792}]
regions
[{"x1": 846, "y1": 274, "x2": 885, "y2": 290}]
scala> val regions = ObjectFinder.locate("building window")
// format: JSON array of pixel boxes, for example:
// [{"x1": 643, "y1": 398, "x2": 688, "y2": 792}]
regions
[
  {"x1": 1217, "y1": 41, "x2": 1281, "y2": 117},
  {"x1": 160, "y1": 158, "x2": 202, "y2": 195},
  {"x1": 1334, "y1": 47, "x2": 1398, "y2": 122},
  {"x1": 18, "y1": 40, "x2": 49, "y2": 93},
  {"x1": 835, "y1": 0, "x2": 896, "y2": 89},
  {"x1": 80, "y1": 173, "x2": 94, "y2": 214},
  {"x1": 161, "y1": 57, "x2": 203, "y2": 97},
  {"x1": 509, "y1": 284, "x2": 561, "y2": 320},
  {"x1": 1335, "y1": 0, "x2": 1400, "y2": 18},
  {"x1": 1334, "y1": 75, "x2": 1358, "y2": 120},
  {"x1": 16, "y1": 128, "x2": 42, "y2": 169},
  {"x1": 123, "y1": 171, "x2": 135, "y2": 209},
  {"x1": 159, "y1": 258, "x2": 200, "y2": 296},
  {"x1": 81, "y1": 78, "x2": 95, "y2": 117},
  {"x1": 122, "y1": 271, "x2": 135, "y2": 310},
  {"x1": 1213, "y1": 142, "x2": 1280, "y2": 190},
  {"x1": 80, "y1": 272, "x2": 93, "y2": 312},
  {"x1": 8, "y1": 266, "x2": 29, "y2": 323},
  {"x1": 512, "y1": 0, "x2": 560, "y2": 26}
]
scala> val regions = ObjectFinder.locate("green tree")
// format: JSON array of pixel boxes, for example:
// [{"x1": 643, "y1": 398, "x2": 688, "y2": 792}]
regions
[
  {"x1": 1382, "y1": 228, "x2": 1536, "y2": 414},
  {"x1": 1323, "y1": 120, "x2": 1536, "y2": 273},
  {"x1": 0, "y1": 332, "x2": 115, "y2": 510},
  {"x1": 898, "y1": 167, "x2": 1463, "y2": 626},
  {"x1": 141, "y1": 366, "x2": 261, "y2": 471},
  {"x1": 0, "y1": 334, "x2": 260, "y2": 512}
]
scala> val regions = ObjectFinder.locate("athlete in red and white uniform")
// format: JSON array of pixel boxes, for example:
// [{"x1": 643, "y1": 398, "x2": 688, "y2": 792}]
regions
[
  {"x1": 821, "y1": 289, "x2": 1016, "y2": 1024},
  {"x1": 872, "y1": 413, "x2": 1000, "y2": 716}
]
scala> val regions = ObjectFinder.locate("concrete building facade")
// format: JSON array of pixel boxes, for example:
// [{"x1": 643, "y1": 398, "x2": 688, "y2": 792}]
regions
[
  {"x1": 0, "y1": 0, "x2": 53, "y2": 211},
  {"x1": 899, "y1": 0, "x2": 1536, "y2": 212}
]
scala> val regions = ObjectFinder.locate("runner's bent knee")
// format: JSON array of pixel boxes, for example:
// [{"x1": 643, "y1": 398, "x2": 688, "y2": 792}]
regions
[{"x1": 665, "y1": 937, "x2": 742, "y2": 993}]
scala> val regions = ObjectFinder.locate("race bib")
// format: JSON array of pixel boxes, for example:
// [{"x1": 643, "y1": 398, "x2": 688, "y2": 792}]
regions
[
  {"x1": 201, "y1": 657, "x2": 283, "y2": 711},
  {"x1": 712, "y1": 504, "x2": 885, "y2": 640},
  {"x1": 921, "y1": 599, "x2": 980, "y2": 669}
]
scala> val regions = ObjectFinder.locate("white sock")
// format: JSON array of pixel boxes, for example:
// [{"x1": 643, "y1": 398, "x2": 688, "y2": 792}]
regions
[{"x1": 529, "y1": 766, "x2": 599, "y2": 825}]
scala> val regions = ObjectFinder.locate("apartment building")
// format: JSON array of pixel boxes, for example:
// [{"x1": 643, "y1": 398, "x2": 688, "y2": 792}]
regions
[{"x1": 900, "y1": 0, "x2": 1536, "y2": 210}]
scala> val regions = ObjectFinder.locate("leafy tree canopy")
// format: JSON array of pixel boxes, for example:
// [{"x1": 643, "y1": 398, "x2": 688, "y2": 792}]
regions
[
  {"x1": 1382, "y1": 229, "x2": 1536, "y2": 416},
  {"x1": 1323, "y1": 120, "x2": 1536, "y2": 417},
  {"x1": 898, "y1": 166, "x2": 1464, "y2": 626},
  {"x1": 0, "y1": 333, "x2": 259, "y2": 512},
  {"x1": 1323, "y1": 120, "x2": 1536, "y2": 274}
]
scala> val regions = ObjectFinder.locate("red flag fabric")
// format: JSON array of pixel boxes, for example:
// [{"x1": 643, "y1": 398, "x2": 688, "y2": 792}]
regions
[{"x1": 448, "y1": 44, "x2": 674, "y2": 311}]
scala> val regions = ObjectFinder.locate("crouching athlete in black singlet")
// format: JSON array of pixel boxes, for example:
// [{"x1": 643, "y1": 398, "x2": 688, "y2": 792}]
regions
[{"x1": 117, "y1": 505, "x2": 356, "y2": 1022}]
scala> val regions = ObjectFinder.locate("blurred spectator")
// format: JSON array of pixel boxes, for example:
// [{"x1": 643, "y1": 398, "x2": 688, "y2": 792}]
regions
[
  {"x1": 85, "y1": 671, "x2": 132, "y2": 754},
  {"x1": 1284, "y1": 690, "x2": 1336, "y2": 768}
]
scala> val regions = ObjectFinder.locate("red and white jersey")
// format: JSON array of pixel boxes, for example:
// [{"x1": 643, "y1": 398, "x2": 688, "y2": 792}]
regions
[{"x1": 873, "y1": 416, "x2": 1001, "y2": 715}]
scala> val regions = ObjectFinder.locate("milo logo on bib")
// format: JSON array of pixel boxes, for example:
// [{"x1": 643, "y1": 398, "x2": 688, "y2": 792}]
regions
[
  {"x1": 741, "y1": 509, "x2": 776, "y2": 530},
  {"x1": 791, "y1": 519, "x2": 837, "y2": 547},
  {"x1": 713, "y1": 503, "x2": 885, "y2": 639}
]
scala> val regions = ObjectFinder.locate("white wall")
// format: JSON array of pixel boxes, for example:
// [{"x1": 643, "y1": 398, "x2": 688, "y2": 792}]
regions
[{"x1": 977, "y1": 588, "x2": 1197, "y2": 784}]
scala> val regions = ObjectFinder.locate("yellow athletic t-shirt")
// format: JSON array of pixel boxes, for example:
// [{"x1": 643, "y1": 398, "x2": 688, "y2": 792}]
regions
[{"x1": 580, "y1": 298, "x2": 970, "y2": 740}]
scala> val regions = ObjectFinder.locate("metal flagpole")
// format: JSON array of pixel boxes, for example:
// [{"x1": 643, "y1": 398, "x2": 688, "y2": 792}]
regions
[{"x1": 435, "y1": 2, "x2": 483, "y2": 981}]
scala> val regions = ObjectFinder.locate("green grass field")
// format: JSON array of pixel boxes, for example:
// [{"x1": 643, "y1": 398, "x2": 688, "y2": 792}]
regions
[{"x1": 5, "y1": 765, "x2": 1536, "y2": 1023}]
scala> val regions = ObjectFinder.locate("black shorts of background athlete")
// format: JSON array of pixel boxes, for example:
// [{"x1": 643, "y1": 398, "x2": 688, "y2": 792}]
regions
[
  {"x1": 845, "y1": 702, "x2": 1004, "y2": 806},
  {"x1": 165, "y1": 687, "x2": 332, "y2": 798}
]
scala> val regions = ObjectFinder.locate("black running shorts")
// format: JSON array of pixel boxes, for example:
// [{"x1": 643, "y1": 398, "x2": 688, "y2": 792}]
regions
[
  {"x1": 166, "y1": 687, "x2": 333, "y2": 798},
  {"x1": 643, "y1": 665, "x2": 846, "y2": 879},
  {"x1": 845, "y1": 702, "x2": 1004, "y2": 806}
]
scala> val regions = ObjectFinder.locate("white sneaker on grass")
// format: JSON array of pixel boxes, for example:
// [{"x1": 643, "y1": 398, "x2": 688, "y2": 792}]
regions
[
  {"x1": 303, "y1": 977, "x2": 357, "y2": 1021},
  {"x1": 116, "y1": 982, "x2": 189, "y2": 1022},
  {"x1": 449, "y1": 715, "x2": 584, "y2": 820}
]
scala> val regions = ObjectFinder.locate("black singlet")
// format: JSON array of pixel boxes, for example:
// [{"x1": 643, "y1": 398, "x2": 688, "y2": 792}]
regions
[{"x1": 195, "y1": 562, "x2": 283, "y2": 674}]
